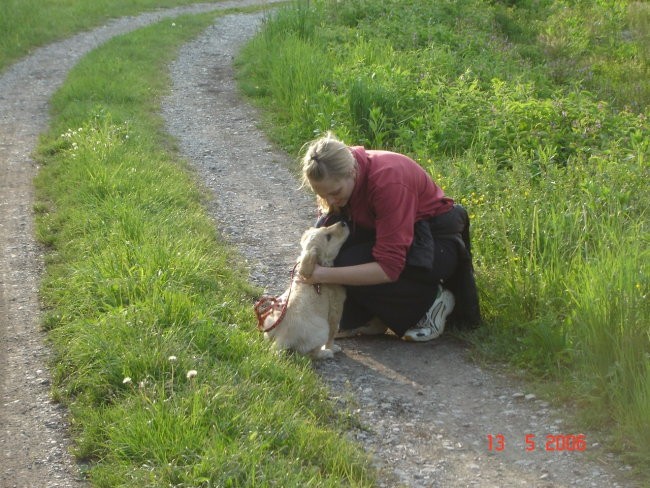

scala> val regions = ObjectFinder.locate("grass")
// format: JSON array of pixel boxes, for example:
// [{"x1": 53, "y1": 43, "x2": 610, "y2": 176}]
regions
[
  {"x1": 2, "y1": 0, "x2": 647, "y2": 483},
  {"x1": 0, "y1": 0, "x2": 222, "y2": 72},
  {"x1": 32, "y1": 8, "x2": 373, "y2": 487},
  {"x1": 235, "y1": 0, "x2": 650, "y2": 478}
]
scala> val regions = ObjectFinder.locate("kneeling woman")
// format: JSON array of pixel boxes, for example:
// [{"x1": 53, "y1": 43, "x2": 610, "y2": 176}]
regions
[{"x1": 297, "y1": 132, "x2": 480, "y2": 341}]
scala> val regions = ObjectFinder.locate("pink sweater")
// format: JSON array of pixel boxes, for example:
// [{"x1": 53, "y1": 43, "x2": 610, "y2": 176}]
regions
[{"x1": 348, "y1": 146, "x2": 453, "y2": 280}]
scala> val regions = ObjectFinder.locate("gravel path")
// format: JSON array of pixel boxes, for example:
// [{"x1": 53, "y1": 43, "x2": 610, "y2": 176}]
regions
[
  {"x1": 0, "y1": 3, "x2": 282, "y2": 487},
  {"x1": 0, "y1": 2, "x2": 639, "y2": 487}
]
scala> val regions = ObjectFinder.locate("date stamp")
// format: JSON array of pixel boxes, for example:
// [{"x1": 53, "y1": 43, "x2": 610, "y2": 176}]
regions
[{"x1": 487, "y1": 433, "x2": 587, "y2": 452}]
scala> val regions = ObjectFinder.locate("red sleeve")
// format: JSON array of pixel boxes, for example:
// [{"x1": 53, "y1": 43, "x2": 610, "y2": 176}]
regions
[{"x1": 371, "y1": 183, "x2": 417, "y2": 281}]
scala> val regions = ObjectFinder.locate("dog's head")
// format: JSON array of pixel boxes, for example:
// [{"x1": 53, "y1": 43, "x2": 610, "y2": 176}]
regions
[{"x1": 297, "y1": 221, "x2": 349, "y2": 278}]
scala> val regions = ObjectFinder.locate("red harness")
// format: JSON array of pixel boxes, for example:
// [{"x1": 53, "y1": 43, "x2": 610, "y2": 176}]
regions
[{"x1": 254, "y1": 263, "x2": 321, "y2": 333}]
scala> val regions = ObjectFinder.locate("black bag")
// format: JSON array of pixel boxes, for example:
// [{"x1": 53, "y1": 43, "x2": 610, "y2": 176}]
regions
[
  {"x1": 406, "y1": 220, "x2": 435, "y2": 269},
  {"x1": 437, "y1": 205, "x2": 482, "y2": 329},
  {"x1": 408, "y1": 204, "x2": 482, "y2": 329}
]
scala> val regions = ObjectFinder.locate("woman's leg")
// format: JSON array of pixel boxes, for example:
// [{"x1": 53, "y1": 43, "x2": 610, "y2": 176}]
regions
[{"x1": 336, "y1": 238, "x2": 458, "y2": 337}]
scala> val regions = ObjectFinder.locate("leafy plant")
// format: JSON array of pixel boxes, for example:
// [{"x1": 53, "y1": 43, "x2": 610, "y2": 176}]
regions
[{"x1": 236, "y1": 0, "x2": 650, "y2": 475}]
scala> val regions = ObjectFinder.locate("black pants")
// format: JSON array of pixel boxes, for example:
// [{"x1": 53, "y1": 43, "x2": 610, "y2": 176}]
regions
[{"x1": 331, "y1": 226, "x2": 458, "y2": 337}]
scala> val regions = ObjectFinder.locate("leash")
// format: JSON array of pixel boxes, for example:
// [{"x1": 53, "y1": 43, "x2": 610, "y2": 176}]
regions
[{"x1": 254, "y1": 263, "x2": 321, "y2": 333}]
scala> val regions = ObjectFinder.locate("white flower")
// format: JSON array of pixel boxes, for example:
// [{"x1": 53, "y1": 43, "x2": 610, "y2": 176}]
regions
[
  {"x1": 122, "y1": 377, "x2": 132, "y2": 384},
  {"x1": 186, "y1": 370, "x2": 197, "y2": 379},
  {"x1": 168, "y1": 355, "x2": 177, "y2": 362}
]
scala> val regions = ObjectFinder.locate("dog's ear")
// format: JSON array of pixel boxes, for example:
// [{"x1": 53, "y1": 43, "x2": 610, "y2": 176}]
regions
[
  {"x1": 300, "y1": 227, "x2": 316, "y2": 247},
  {"x1": 298, "y1": 248, "x2": 318, "y2": 278}
]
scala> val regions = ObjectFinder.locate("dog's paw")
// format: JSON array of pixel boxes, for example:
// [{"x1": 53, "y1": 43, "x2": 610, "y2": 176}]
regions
[{"x1": 311, "y1": 347, "x2": 335, "y2": 360}]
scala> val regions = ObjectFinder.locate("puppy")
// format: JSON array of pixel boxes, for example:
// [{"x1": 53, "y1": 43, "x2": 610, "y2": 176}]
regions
[{"x1": 263, "y1": 221, "x2": 349, "y2": 359}]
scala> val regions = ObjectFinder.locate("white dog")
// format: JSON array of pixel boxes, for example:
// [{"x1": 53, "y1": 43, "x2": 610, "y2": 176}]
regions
[{"x1": 261, "y1": 221, "x2": 349, "y2": 359}]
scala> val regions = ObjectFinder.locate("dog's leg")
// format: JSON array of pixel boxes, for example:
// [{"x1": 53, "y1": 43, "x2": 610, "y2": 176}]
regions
[
  {"x1": 329, "y1": 343, "x2": 342, "y2": 353},
  {"x1": 325, "y1": 288, "x2": 345, "y2": 354},
  {"x1": 323, "y1": 334, "x2": 341, "y2": 353},
  {"x1": 309, "y1": 346, "x2": 335, "y2": 360},
  {"x1": 323, "y1": 332, "x2": 341, "y2": 354},
  {"x1": 323, "y1": 337, "x2": 341, "y2": 354}
]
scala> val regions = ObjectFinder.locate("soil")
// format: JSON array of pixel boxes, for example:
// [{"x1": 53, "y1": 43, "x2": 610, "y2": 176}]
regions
[{"x1": 0, "y1": 2, "x2": 640, "y2": 487}]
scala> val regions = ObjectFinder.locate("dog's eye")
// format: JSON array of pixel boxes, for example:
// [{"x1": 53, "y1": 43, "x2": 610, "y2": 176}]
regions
[{"x1": 326, "y1": 234, "x2": 332, "y2": 241}]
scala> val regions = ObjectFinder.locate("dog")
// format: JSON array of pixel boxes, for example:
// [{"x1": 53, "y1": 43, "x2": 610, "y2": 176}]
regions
[{"x1": 262, "y1": 221, "x2": 349, "y2": 359}]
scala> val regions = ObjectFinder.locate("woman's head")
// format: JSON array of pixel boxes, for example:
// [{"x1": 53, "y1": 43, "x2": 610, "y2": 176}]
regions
[{"x1": 301, "y1": 132, "x2": 357, "y2": 212}]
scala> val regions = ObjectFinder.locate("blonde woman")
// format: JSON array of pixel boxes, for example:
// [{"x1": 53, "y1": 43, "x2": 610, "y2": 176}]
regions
[{"x1": 298, "y1": 132, "x2": 480, "y2": 341}]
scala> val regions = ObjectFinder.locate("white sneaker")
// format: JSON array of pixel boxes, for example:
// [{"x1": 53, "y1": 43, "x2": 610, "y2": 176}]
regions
[
  {"x1": 336, "y1": 317, "x2": 388, "y2": 338},
  {"x1": 403, "y1": 288, "x2": 455, "y2": 342}
]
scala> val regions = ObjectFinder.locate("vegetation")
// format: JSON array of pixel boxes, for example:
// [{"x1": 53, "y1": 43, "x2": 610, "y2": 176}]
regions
[
  {"x1": 0, "y1": 0, "x2": 215, "y2": 71},
  {"x1": 1, "y1": 0, "x2": 647, "y2": 483},
  {"x1": 236, "y1": 0, "x2": 649, "y2": 474},
  {"x1": 33, "y1": 10, "x2": 372, "y2": 487}
]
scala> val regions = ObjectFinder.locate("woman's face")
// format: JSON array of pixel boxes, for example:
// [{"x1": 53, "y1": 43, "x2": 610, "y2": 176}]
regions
[{"x1": 310, "y1": 174, "x2": 355, "y2": 210}]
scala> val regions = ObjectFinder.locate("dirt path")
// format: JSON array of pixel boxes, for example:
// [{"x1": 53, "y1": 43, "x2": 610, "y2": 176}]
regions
[
  {"x1": 0, "y1": 3, "x2": 282, "y2": 487},
  {"x1": 161, "y1": 13, "x2": 637, "y2": 488},
  {"x1": 0, "y1": 3, "x2": 637, "y2": 487}
]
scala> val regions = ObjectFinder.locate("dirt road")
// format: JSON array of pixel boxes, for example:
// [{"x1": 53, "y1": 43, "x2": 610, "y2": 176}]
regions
[
  {"x1": 0, "y1": 3, "x2": 282, "y2": 487},
  {"x1": 0, "y1": 2, "x2": 637, "y2": 487}
]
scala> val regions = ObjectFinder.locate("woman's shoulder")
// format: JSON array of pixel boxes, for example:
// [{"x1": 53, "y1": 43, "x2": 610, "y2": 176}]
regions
[{"x1": 367, "y1": 150, "x2": 423, "y2": 181}]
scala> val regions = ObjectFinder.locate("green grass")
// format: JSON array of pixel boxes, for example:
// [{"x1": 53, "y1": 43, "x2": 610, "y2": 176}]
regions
[
  {"x1": 0, "y1": 0, "x2": 222, "y2": 72},
  {"x1": 33, "y1": 10, "x2": 372, "y2": 487},
  {"x1": 235, "y1": 0, "x2": 650, "y2": 477},
  {"x1": 2, "y1": 0, "x2": 647, "y2": 482}
]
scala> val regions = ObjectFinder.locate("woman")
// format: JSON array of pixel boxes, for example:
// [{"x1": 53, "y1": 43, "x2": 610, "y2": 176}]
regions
[{"x1": 298, "y1": 132, "x2": 480, "y2": 341}]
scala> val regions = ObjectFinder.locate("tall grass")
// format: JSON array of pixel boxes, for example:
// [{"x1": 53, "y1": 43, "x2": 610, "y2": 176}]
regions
[
  {"x1": 34, "y1": 11, "x2": 373, "y2": 487},
  {"x1": 236, "y1": 0, "x2": 650, "y2": 475},
  {"x1": 0, "y1": 0, "x2": 217, "y2": 72}
]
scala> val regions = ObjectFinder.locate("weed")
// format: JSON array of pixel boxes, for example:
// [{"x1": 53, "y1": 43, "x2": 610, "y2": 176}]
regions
[
  {"x1": 237, "y1": 0, "x2": 650, "y2": 474},
  {"x1": 32, "y1": 10, "x2": 373, "y2": 486}
]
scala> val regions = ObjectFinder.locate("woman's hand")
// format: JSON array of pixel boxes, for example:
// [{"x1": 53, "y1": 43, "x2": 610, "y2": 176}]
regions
[{"x1": 295, "y1": 264, "x2": 325, "y2": 285}]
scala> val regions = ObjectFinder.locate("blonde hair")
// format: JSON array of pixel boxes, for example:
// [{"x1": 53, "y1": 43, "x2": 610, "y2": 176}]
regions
[
  {"x1": 300, "y1": 131, "x2": 356, "y2": 187},
  {"x1": 300, "y1": 132, "x2": 357, "y2": 214}
]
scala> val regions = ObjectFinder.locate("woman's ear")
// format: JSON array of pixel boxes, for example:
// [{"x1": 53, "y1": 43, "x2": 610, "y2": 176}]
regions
[{"x1": 298, "y1": 249, "x2": 317, "y2": 278}]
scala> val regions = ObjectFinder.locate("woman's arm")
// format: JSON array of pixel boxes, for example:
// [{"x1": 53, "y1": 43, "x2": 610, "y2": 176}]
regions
[{"x1": 298, "y1": 262, "x2": 392, "y2": 286}]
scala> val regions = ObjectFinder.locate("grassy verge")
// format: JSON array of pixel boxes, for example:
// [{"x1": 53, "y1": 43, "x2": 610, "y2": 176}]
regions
[
  {"x1": 34, "y1": 10, "x2": 372, "y2": 487},
  {"x1": 0, "y1": 0, "x2": 222, "y2": 72},
  {"x1": 235, "y1": 0, "x2": 649, "y2": 476}
]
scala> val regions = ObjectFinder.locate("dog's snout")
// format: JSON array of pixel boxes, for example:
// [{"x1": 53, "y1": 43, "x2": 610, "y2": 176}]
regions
[{"x1": 341, "y1": 220, "x2": 347, "y2": 228}]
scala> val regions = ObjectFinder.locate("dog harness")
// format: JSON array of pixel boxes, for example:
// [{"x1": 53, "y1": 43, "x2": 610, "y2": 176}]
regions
[{"x1": 254, "y1": 263, "x2": 321, "y2": 333}]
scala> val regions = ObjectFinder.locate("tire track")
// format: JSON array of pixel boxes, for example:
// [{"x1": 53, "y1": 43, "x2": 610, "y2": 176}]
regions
[
  {"x1": 161, "y1": 11, "x2": 635, "y2": 488},
  {"x1": 0, "y1": 3, "x2": 282, "y2": 486}
]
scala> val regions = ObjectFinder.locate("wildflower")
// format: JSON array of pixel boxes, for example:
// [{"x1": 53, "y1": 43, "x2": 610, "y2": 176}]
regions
[
  {"x1": 122, "y1": 377, "x2": 132, "y2": 385},
  {"x1": 168, "y1": 355, "x2": 177, "y2": 362},
  {"x1": 186, "y1": 370, "x2": 198, "y2": 379}
]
